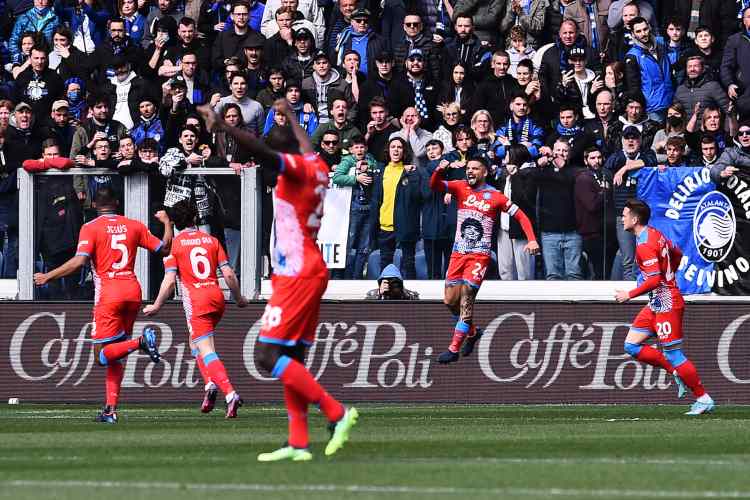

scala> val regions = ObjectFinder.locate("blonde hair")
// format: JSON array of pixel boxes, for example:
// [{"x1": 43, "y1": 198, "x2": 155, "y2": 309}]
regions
[
  {"x1": 470, "y1": 109, "x2": 495, "y2": 140},
  {"x1": 443, "y1": 102, "x2": 461, "y2": 118}
]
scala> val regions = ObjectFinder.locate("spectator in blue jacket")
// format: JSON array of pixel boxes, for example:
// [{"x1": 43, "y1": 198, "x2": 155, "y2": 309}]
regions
[
  {"x1": 493, "y1": 92, "x2": 544, "y2": 161},
  {"x1": 624, "y1": 16, "x2": 674, "y2": 123},
  {"x1": 54, "y1": 0, "x2": 110, "y2": 55},
  {"x1": 130, "y1": 95, "x2": 165, "y2": 152},
  {"x1": 119, "y1": 0, "x2": 147, "y2": 46},
  {"x1": 262, "y1": 80, "x2": 318, "y2": 136},
  {"x1": 9, "y1": 0, "x2": 60, "y2": 61},
  {"x1": 332, "y1": 8, "x2": 386, "y2": 77}
]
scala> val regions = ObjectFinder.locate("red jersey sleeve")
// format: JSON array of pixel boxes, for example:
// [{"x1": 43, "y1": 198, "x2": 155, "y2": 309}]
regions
[
  {"x1": 75, "y1": 224, "x2": 95, "y2": 257},
  {"x1": 216, "y1": 240, "x2": 229, "y2": 267},
  {"x1": 163, "y1": 253, "x2": 178, "y2": 273},
  {"x1": 279, "y1": 153, "x2": 320, "y2": 183},
  {"x1": 136, "y1": 222, "x2": 163, "y2": 253}
]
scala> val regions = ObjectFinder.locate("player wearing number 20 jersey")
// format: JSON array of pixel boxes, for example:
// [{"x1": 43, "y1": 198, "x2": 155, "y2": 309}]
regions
[{"x1": 617, "y1": 199, "x2": 713, "y2": 416}]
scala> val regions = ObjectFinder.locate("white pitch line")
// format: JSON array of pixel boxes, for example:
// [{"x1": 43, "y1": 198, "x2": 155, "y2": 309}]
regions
[{"x1": 3, "y1": 480, "x2": 750, "y2": 498}]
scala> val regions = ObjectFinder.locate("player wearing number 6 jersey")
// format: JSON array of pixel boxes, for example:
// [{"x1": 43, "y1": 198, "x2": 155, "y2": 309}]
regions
[
  {"x1": 197, "y1": 99, "x2": 357, "y2": 462},
  {"x1": 143, "y1": 200, "x2": 250, "y2": 418},
  {"x1": 615, "y1": 199, "x2": 715, "y2": 415},
  {"x1": 33, "y1": 187, "x2": 173, "y2": 423},
  {"x1": 430, "y1": 157, "x2": 540, "y2": 364}
]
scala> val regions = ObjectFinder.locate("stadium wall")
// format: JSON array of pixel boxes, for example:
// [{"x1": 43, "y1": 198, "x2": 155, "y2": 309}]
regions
[{"x1": 2, "y1": 301, "x2": 749, "y2": 404}]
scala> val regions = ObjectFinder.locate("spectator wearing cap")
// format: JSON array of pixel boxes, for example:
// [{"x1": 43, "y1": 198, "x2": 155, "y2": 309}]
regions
[
  {"x1": 674, "y1": 55, "x2": 731, "y2": 123},
  {"x1": 604, "y1": 124, "x2": 656, "y2": 280},
  {"x1": 14, "y1": 44, "x2": 64, "y2": 118},
  {"x1": 142, "y1": 0, "x2": 183, "y2": 49},
  {"x1": 144, "y1": 15, "x2": 178, "y2": 79},
  {"x1": 442, "y1": 14, "x2": 491, "y2": 81},
  {"x1": 102, "y1": 57, "x2": 155, "y2": 130},
  {"x1": 452, "y1": 0, "x2": 504, "y2": 46},
  {"x1": 162, "y1": 75, "x2": 194, "y2": 129},
  {"x1": 311, "y1": 94, "x2": 361, "y2": 149},
  {"x1": 624, "y1": 16, "x2": 674, "y2": 123},
  {"x1": 332, "y1": 7, "x2": 387, "y2": 77},
  {"x1": 262, "y1": 6, "x2": 295, "y2": 64},
  {"x1": 281, "y1": 26, "x2": 316, "y2": 80},
  {"x1": 302, "y1": 50, "x2": 350, "y2": 124},
  {"x1": 721, "y1": 7, "x2": 750, "y2": 120},
  {"x1": 389, "y1": 48, "x2": 439, "y2": 130},
  {"x1": 555, "y1": 46, "x2": 597, "y2": 120},
  {"x1": 90, "y1": 17, "x2": 145, "y2": 85},
  {"x1": 49, "y1": 26, "x2": 90, "y2": 83},
  {"x1": 213, "y1": 72, "x2": 264, "y2": 135},
  {"x1": 53, "y1": 0, "x2": 109, "y2": 55},
  {"x1": 393, "y1": 13, "x2": 441, "y2": 84},
  {"x1": 260, "y1": 0, "x2": 324, "y2": 45},
  {"x1": 211, "y1": 0, "x2": 254, "y2": 72},
  {"x1": 239, "y1": 32, "x2": 271, "y2": 98},
  {"x1": 7, "y1": 102, "x2": 43, "y2": 157},
  {"x1": 470, "y1": 50, "x2": 521, "y2": 126},
  {"x1": 131, "y1": 95, "x2": 166, "y2": 151},
  {"x1": 499, "y1": 0, "x2": 548, "y2": 50},
  {"x1": 539, "y1": 21, "x2": 588, "y2": 114},
  {"x1": 41, "y1": 100, "x2": 76, "y2": 156},
  {"x1": 160, "y1": 17, "x2": 212, "y2": 79},
  {"x1": 263, "y1": 80, "x2": 319, "y2": 135},
  {"x1": 8, "y1": 0, "x2": 60, "y2": 62}
]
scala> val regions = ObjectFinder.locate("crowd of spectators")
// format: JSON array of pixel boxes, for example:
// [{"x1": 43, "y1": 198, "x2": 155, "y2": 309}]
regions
[{"x1": 1, "y1": 0, "x2": 750, "y2": 292}]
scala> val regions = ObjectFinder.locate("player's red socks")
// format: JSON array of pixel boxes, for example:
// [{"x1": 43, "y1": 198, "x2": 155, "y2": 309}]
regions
[
  {"x1": 101, "y1": 338, "x2": 140, "y2": 363},
  {"x1": 275, "y1": 356, "x2": 345, "y2": 422},
  {"x1": 448, "y1": 320, "x2": 471, "y2": 353},
  {"x1": 202, "y1": 352, "x2": 234, "y2": 395},
  {"x1": 284, "y1": 386, "x2": 309, "y2": 448},
  {"x1": 192, "y1": 348, "x2": 211, "y2": 386},
  {"x1": 635, "y1": 345, "x2": 675, "y2": 373},
  {"x1": 105, "y1": 360, "x2": 125, "y2": 407},
  {"x1": 675, "y1": 360, "x2": 707, "y2": 398}
]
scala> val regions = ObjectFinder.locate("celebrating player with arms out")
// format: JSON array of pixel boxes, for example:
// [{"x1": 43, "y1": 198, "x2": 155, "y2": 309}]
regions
[
  {"x1": 198, "y1": 99, "x2": 358, "y2": 462},
  {"x1": 143, "y1": 200, "x2": 249, "y2": 418},
  {"x1": 615, "y1": 199, "x2": 715, "y2": 415},
  {"x1": 34, "y1": 187, "x2": 173, "y2": 423},
  {"x1": 430, "y1": 157, "x2": 539, "y2": 364}
]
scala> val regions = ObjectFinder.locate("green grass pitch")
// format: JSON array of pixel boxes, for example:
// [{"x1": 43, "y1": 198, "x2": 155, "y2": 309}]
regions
[{"x1": 2, "y1": 404, "x2": 750, "y2": 500}]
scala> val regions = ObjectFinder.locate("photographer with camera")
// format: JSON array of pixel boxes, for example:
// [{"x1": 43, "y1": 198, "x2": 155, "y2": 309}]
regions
[
  {"x1": 365, "y1": 264, "x2": 419, "y2": 300},
  {"x1": 332, "y1": 135, "x2": 378, "y2": 279}
]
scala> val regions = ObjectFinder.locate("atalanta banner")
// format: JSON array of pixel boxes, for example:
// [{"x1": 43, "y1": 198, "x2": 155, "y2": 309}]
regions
[
  {"x1": 636, "y1": 167, "x2": 715, "y2": 294},
  {"x1": 713, "y1": 170, "x2": 750, "y2": 295}
]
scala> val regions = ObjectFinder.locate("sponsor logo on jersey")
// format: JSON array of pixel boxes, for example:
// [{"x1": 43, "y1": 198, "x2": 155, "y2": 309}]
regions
[
  {"x1": 463, "y1": 194, "x2": 491, "y2": 212},
  {"x1": 693, "y1": 191, "x2": 735, "y2": 263}
]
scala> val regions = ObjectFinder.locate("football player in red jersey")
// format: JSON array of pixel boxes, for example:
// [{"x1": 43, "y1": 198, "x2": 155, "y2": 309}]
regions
[
  {"x1": 430, "y1": 156, "x2": 540, "y2": 364},
  {"x1": 615, "y1": 199, "x2": 715, "y2": 415},
  {"x1": 34, "y1": 187, "x2": 173, "y2": 423},
  {"x1": 143, "y1": 200, "x2": 249, "y2": 418},
  {"x1": 197, "y1": 99, "x2": 358, "y2": 461}
]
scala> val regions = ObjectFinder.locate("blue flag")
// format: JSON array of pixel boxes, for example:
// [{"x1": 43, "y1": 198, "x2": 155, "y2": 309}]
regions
[{"x1": 636, "y1": 167, "x2": 715, "y2": 294}]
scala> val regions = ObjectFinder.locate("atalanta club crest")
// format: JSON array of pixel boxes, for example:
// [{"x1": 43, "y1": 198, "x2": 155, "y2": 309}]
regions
[{"x1": 693, "y1": 191, "x2": 736, "y2": 263}]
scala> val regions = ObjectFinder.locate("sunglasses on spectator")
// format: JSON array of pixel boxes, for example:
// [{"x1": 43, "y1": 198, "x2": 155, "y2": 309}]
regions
[
  {"x1": 445, "y1": 112, "x2": 458, "y2": 117},
  {"x1": 739, "y1": 129, "x2": 750, "y2": 137},
  {"x1": 323, "y1": 140, "x2": 339, "y2": 145},
  {"x1": 352, "y1": 18, "x2": 368, "y2": 23},
  {"x1": 404, "y1": 22, "x2": 421, "y2": 27}
]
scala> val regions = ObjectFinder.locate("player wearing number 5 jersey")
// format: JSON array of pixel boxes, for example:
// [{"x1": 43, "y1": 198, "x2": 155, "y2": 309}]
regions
[
  {"x1": 198, "y1": 99, "x2": 357, "y2": 462},
  {"x1": 430, "y1": 157, "x2": 540, "y2": 364},
  {"x1": 33, "y1": 187, "x2": 173, "y2": 423},
  {"x1": 615, "y1": 199, "x2": 714, "y2": 415},
  {"x1": 143, "y1": 200, "x2": 250, "y2": 418}
]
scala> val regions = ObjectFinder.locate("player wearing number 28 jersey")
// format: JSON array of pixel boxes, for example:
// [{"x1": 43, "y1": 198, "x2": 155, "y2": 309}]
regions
[
  {"x1": 33, "y1": 188, "x2": 173, "y2": 423},
  {"x1": 197, "y1": 99, "x2": 357, "y2": 463},
  {"x1": 615, "y1": 199, "x2": 714, "y2": 415},
  {"x1": 430, "y1": 157, "x2": 539, "y2": 365}
]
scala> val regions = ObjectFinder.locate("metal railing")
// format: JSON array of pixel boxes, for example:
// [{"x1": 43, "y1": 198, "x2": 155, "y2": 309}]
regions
[{"x1": 17, "y1": 167, "x2": 261, "y2": 300}]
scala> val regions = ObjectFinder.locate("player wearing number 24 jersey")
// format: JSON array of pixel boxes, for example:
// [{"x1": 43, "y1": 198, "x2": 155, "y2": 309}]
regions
[
  {"x1": 430, "y1": 156, "x2": 539, "y2": 365},
  {"x1": 33, "y1": 187, "x2": 173, "y2": 423},
  {"x1": 197, "y1": 99, "x2": 357, "y2": 463},
  {"x1": 144, "y1": 200, "x2": 249, "y2": 418},
  {"x1": 615, "y1": 199, "x2": 714, "y2": 415}
]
